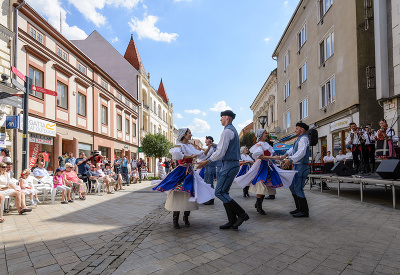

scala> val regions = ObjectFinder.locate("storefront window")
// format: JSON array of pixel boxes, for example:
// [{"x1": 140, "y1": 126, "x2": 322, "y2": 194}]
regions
[
  {"x1": 98, "y1": 146, "x2": 109, "y2": 158},
  {"x1": 114, "y1": 149, "x2": 122, "y2": 158},
  {"x1": 78, "y1": 143, "x2": 92, "y2": 158},
  {"x1": 29, "y1": 134, "x2": 53, "y2": 171},
  {"x1": 332, "y1": 132, "x2": 341, "y2": 157}
]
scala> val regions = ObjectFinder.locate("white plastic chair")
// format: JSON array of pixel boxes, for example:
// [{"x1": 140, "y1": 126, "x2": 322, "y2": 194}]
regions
[
  {"x1": 89, "y1": 178, "x2": 105, "y2": 195},
  {"x1": 0, "y1": 195, "x2": 10, "y2": 219}
]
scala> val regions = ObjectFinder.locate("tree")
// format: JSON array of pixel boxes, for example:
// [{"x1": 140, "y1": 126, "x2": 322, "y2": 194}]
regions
[
  {"x1": 141, "y1": 133, "x2": 173, "y2": 177},
  {"x1": 240, "y1": 132, "x2": 256, "y2": 149}
]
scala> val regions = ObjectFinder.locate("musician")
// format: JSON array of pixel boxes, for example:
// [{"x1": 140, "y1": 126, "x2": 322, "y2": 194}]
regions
[
  {"x1": 362, "y1": 124, "x2": 376, "y2": 172},
  {"x1": 335, "y1": 150, "x2": 346, "y2": 163},
  {"x1": 374, "y1": 119, "x2": 397, "y2": 160},
  {"x1": 345, "y1": 123, "x2": 363, "y2": 172},
  {"x1": 323, "y1": 151, "x2": 335, "y2": 173}
]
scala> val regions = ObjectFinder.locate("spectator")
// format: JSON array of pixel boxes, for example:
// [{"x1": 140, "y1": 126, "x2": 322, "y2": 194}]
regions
[
  {"x1": 137, "y1": 158, "x2": 144, "y2": 183},
  {"x1": 63, "y1": 163, "x2": 86, "y2": 200},
  {"x1": 131, "y1": 168, "x2": 139, "y2": 184},
  {"x1": 130, "y1": 155, "x2": 137, "y2": 172},
  {"x1": 53, "y1": 168, "x2": 72, "y2": 204},
  {"x1": 76, "y1": 152, "x2": 90, "y2": 179},
  {"x1": 33, "y1": 162, "x2": 51, "y2": 180},
  {"x1": 104, "y1": 163, "x2": 123, "y2": 191},
  {"x1": 5, "y1": 162, "x2": 14, "y2": 179},
  {"x1": 0, "y1": 163, "x2": 32, "y2": 214},
  {"x1": 65, "y1": 152, "x2": 76, "y2": 166},
  {"x1": 86, "y1": 164, "x2": 100, "y2": 191},
  {"x1": 19, "y1": 169, "x2": 40, "y2": 205},
  {"x1": 164, "y1": 159, "x2": 171, "y2": 174},
  {"x1": 58, "y1": 152, "x2": 67, "y2": 169},
  {"x1": 114, "y1": 156, "x2": 121, "y2": 174},
  {"x1": 157, "y1": 158, "x2": 166, "y2": 179},
  {"x1": 43, "y1": 151, "x2": 50, "y2": 169},
  {"x1": 120, "y1": 155, "x2": 129, "y2": 185},
  {"x1": 1, "y1": 148, "x2": 11, "y2": 163},
  {"x1": 35, "y1": 153, "x2": 45, "y2": 168},
  {"x1": 96, "y1": 163, "x2": 114, "y2": 194}
]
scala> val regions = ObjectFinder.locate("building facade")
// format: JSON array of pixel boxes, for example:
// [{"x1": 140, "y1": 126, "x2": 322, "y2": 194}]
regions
[{"x1": 272, "y1": 0, "x2": 382, "y2": 157}]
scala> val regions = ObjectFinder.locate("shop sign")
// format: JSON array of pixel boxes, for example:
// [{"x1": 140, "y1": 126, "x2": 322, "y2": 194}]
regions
[
  {"x1": 29, "y1": 134, "x2": 53, "y2": 145},
  {"x1": 20, "y1": 115, "x2": 56, "y2": 137},
  {"x1": 330, "y1": 117, "x2": 352, "y2": 132},
  {"x1": 29, "y1": 142, "x2": 40, "y2": 169},
  {"x1": 138, "y1": 147, "x2": 143, "y2": 153},
  {"x1": 6, "y1": 115, "x2": 21, "y2": 129},
  {"x1": 384, "y1": 100, "x2": 396, "y2": 110}
]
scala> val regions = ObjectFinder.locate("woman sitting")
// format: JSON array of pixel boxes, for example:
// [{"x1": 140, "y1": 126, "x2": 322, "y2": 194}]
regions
[
  {"x1": 53, "y1": 168, "x2": 72, "y2": 204},
  {"x1": 19, "y1": 169, "x2": 41, "y2": 205},
  {"x1": 130, "y1": 168, "x2": 139, "y2": 184},
  {"x1": 63, "y1": 163, "x2": 86, "y2": 200},
  {"x1": 104, "y1": 163, "x2": 123, "y2": 191},
  {"x1": 96, "y1": 163, "x2": 114, "y2": 194},
  {"x1": 0, "y1": 163, "x2": 32, "y2": 215}
]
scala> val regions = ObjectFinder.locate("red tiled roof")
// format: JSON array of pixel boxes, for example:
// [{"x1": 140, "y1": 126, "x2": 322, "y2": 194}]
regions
[
  {"x1": 157, "y1": 79, "x2": 169, "y2": 103},
  {"x1": 124, "y1": 34, "x2": 145, "y2": 74}
]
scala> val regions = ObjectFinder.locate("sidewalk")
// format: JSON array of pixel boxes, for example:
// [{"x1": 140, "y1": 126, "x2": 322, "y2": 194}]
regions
[{"x1": 1, "y1": 182, "x2": 400, "y2": 274}]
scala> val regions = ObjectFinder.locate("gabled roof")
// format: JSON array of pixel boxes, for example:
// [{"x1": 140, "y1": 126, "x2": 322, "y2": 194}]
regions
[
  {"x1": 157, "y1": 79, "x2": 169, "y2": 103},
  {"x1": 124, "y1": 34, "x2": 145, "y2": 74}
]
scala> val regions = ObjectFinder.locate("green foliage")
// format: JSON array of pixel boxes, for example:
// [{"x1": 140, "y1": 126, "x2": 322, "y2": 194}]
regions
[
  {"x1": 240, "y1": 132, "x2": 256, "y2": 149},
  {"x1": 141, "y1": 133, "x2": 173, "y2": 158}
]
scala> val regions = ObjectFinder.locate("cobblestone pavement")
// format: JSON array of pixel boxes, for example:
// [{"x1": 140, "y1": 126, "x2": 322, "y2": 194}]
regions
[{"x1": 1, "y1": 182, "x2": 400, "y2": 275}]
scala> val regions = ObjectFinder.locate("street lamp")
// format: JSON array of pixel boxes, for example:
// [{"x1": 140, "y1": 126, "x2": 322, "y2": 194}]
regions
[{"x1": 258, "y1": 115, "x2": 268, "y2": 129}]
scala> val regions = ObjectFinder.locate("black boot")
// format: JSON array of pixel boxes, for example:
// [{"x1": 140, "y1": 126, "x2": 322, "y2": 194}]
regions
[
  {"x1": 219, "y1": 203, "x2": 237, "y2": 229},
  {"x1": 183, "y1": 211, "x2": 190, "y2": 226},
  {"x1": 290, "y1": 194, "x2": 300, "y2": 215},
  {"x1": 229, "y1": 200, "x2": 249, "y2": 229},
  {"x1": 173, "y1": 211, "x2": 180, "y2": 229},
  {"x1": 203, "y1": 199, "x2": 214, "y2": 205},
  {"x1": 256, "y1": 197, "x2": 266, "y2": 215},
  {"x1": 254, "y1": 195, "x2": 263, "y2": 208},
  {"x1": 292, "y1": 197, "x2": 309, "y2": 218},
  {"x1": 243, "y1": 186, "x2": 250, "y2": 197}
]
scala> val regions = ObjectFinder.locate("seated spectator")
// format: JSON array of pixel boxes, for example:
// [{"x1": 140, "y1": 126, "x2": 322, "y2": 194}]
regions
[
  {"x1": 19, "y1": 169, "x2": 40, "y2": 205},
  {"x1": 335, "y1": 150, "x2": 346, "y2": 163},
  {"x1": 0, "y1": 163, "x2": 32, "y2": 215},
  {"x1": 63, "y1": 163, "x2": 86, "y2": 200},
  {"x1": 345, "y1": 146, "x2": 354, "y2": 168},
  {"x1": 130, "y1": 167, "x2": 139, "y2": 184},
  {"x1": 96, "y1": 163, "x2": 114, "y2": 194},
  {"x1": 53, "y1": 168, "x2": 72, "y2": 204},
  {"x1": 104, "y1": 163, "x2": 124, "y2": 191},
  {"x1": 140, "y1": 165, "x2": 148, "y2": 180},
  {"x1": 86, "y1": 164, "x2": 100, "y2": 191},
  {"x1": 5, "y1": 162, "x2": 14, "y2": 178},
  {"x1": 35, "y1": 153, "x2": 45, "y2": 168},
  {"x1": 33, "y1": 162, "x2": 51, "y2": 180}
]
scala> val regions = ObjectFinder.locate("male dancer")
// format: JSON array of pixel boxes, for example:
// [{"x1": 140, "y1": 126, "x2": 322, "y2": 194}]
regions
[
  {"x1": 198, "y1": 110, "x2": 249, "y2": 229},
  {"x1": 202, "y1": 136, "x2": 221, "y2": 205},
  {"x1": 363, "y1": 124, "x2": 376, "y2": 173},
  {"x1": 281, "y1": 122, "x2": 310, "y2": 218},
  {"x1": 345, "y1": 122, "x2": 363, "y2": 173}
]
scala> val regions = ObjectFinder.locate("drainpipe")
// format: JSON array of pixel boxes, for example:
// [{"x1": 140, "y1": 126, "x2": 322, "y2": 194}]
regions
[{"x1": 12, "y1": 0, "x2": 26, "y2": 176}]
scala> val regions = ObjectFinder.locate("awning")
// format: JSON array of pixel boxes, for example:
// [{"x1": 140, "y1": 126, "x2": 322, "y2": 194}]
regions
[{"x1": 280, "y1": 132, "x2": 297, "y2": 145}]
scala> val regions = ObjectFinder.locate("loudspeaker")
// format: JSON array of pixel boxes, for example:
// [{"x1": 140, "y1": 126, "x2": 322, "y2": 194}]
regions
[
  {"x1": 331, "y1": 162, "x2": 356, "y2": 176},
  {"x1": 376, "y1": 159, "x2": 400, "y2": 179},
  {"x1": 307, "y1": 129, "x2": 318, "y2": 146}
]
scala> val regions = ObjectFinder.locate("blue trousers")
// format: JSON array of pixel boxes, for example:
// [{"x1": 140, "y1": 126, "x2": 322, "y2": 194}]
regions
[
  {"x1": 215, "y1": 161, "x2": 240, "y2": 203},
  {"x1": 289, "y1": 164, "x2": 310, "y2": 198},
  {"x1": 204, "y1": 165, "x2": 216, "y2": 188}
]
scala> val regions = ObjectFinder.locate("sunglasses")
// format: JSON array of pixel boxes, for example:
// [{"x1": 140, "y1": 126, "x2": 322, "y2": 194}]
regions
[{"x1": 0, "y1": 166, "x2": 6, "y2": 169}]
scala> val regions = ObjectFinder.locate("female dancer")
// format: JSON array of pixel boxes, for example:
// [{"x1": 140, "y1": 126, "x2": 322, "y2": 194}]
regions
[
  {"x1": 235, "y1": 129, "x2": 297, "y2": 215},
  {"x1": 236, "y1": 146, "x2": 254, "y2": 197},
  {"x1": 152, "y1": 128, "x2": 215, "y2": 229},
  {"x1": 374, "y1": 119, "x2": 397, "y2": 160}
]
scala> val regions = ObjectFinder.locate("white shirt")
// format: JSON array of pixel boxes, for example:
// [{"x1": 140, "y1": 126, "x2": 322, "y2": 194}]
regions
[
  {"x1": 345, "y1": 130, "x2": 362, "y2": 145},
  {"x1": 130, "y1": 159, "x2": 137, "y2": 169},
  {"x1": 286, "y1": 136, "x2": 310, "y2": 164},
  {"x1": 240, "y1": 154, "x2": 254, "y2": 163},
  {"x1": 1, "y1": 157, "x2": 11, "y2": 163},
  {"x1": 345, "y1": 152, "x2": 353, "y2": 160},
  {"x1": 209, "y1": 128, "x2": 235, "y2": 162},
  {"x1": 335, "y1": 154, "x2": 346, "y2": 162},
  {"x1": 363, "y1": 131, "x2": 376, "y2": 145},
  {"x1": 374, "y1": 128, "x2": 395, "y2": 139},
  {"x1": 170, "y1": 143, "x2": 206, "y2": 161},
  {"x1": 249, "y1": 142, "x2": 274, "y2": 160},
  {"x1": 323, "y1": 156, "x2": 335, "y2": 163}
]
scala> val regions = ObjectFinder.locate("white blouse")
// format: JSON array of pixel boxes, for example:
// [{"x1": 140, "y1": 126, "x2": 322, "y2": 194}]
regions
[
  {"x1": 335, "y1": 154, "x2": 346, "y2": 162},
  {"x1": 323, "y1": 156, "x2": 335, "y2": 163},
  {"x1": 169, "y1": 142, "x2": 206, "y2": 161},
  {"x1": 0, "y1": 173, "x2": 12, "y2": 189},
  {"x1": 250, "y1": 142, "x2": 275, "y2": 160},
  {"x1": 345, "y1": 152, "x2": 353, "y2": 160},
  {"x1": 240, "y1": 154, "x2": 254, "y2": 163}
]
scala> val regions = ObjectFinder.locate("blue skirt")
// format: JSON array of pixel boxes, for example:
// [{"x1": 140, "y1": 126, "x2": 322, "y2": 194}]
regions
[
  {"x1": 199, "y1": 167, "x2": 205, "y2": 179},
  {"x1": 152, "y1": 165, "x2": 195, "y2": 197},
  {"x1": 236, "y1": 164, "x2": 249, "y2": 177},
  {"x1": 251, "y1": 160, "x2": 283, "y2": 188}
]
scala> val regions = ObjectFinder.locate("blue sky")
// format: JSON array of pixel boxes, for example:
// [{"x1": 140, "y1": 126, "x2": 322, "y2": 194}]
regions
[{"x1": 28, "y1": 0, "x2": 297, "y2": 144}]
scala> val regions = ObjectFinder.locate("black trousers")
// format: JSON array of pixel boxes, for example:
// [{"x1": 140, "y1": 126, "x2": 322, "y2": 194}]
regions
[
  {"x1": 366, "y1": 144, "x2": 376, "y2": 172},
  {"x1": 352, "y1": 146, "x2": 361, "y2": 172}
]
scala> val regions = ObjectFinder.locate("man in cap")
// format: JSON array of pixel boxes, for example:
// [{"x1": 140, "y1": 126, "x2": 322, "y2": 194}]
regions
[
  {"x1": 202, "y1": 135, "x2": 222, "y2": 205},
  {"x1": 198, "y1": 110, "x2": 249, "y2": 229},
  {"x1": 281, "y1": 122, "x2": 310, "y2": 218}
]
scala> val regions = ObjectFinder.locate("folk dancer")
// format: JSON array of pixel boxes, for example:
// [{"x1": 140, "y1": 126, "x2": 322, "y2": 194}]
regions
[
  {"x1": 202, "y1": 136, "x2": 222, "y2": 205},
  {"x1": 237, "y1": 146, "x2": 254, "y2": 198},
  {"x1": 345, "y1": 123, "x2": 363, "y2": 173},
  {"x1": 374, "y1": 119, "x2": 397, "y2": 160},
  {"x1": 344, "y1": 146, "x2": 354, "y2": 168},
  {"x1": 152, "y1": 128, "x2": 215, "y2": 229},
  {"x1": 281, "y1": 122, "x2": 311, "y2": 218},
  {"x1": 198, "y1": 110, "x2": 250, "y2": 229},
  {"x1": 235, "y1": 130, "x2": 296, "y2": 215},
  {"x1": 323, "y1": 151, "x2": 335, "y2": 173},
  {"x1": 335, "y1": 150, "x2": 346, "y2": 163},
  {"x1": 363, "y1": 124, "x2": 376, "y2": 172}
]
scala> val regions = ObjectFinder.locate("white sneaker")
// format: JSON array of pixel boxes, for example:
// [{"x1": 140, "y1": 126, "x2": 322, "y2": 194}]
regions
[
  {"x1": 34, "y1": 198, "x2": 41, "y2": 203},
  {"x1": 30, "y1": 200, "x2": 35, "y2": 205}
]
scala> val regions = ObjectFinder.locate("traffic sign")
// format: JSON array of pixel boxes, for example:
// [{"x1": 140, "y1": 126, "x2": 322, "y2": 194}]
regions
[
  {"x1": 11, "y1": 66, "x2": 25, "y2": 81},
  {"x1": 0, "y1": 92, "x2": 23, "y2": 108},
  {"x1": 11, "y1": 78, "x2": 25, "y2": 92},
  {"x1": 31, "y1": 85, "x2": 57, "y2": 96}
]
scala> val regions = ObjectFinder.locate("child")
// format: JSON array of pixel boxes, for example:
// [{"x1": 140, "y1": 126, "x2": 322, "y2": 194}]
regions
[
  {"x1": 19, "y1": 169, "x2": 41, "y2": 205},
  {"x1": 53, "y1": 168, "x2": 73, "y2": 204}
]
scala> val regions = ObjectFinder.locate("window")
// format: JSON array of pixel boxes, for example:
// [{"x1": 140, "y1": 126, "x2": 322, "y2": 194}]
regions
[
  {"x1": 319, "y1": 0, "x2": 333, "y2": 19},
  {"x1": 298, "y1": 24, "x2": 307, "y2": 50},
  {"x1": 132, "y1": 123, "x2": 136, "y2": 137},
  {"x1": 270, "y1": 105, "x2": 274, "y2": 122},
  {"x1": 78, "y1": 93, "x2": 86, "y2": 116},
  {"x1": 29, "y1": 26, "x2": 43, "y2": 44},
  {"x1": 101, "y1": 79, "x2": 108, "y2": 90},
  {"x1": 284, "y1": 111, "x2": 291, "y2": 129},
  {"x1": 125, "y1": 119, "x2": 130, "y2": 134},
  {"x1": 56, "y1": 82, "x2": 68, "y2": 109},
  {"x1": 299, "y1": 62, "x2": 307, "y2": 85},
  {"x1": 320, "y1": 31, "x2": 334, "y2": 65},
  {"x1": 300, "y1": 98, "x2": 309, "y2": 119},
  {"x1": 102, "y1": 106, "x2": 108, "y2": 125},
  {"x1": 117, "y1": 114, "x2": 122, "y2": 131},
  {"x1": 57, "y1": 47, "x2": 68, "y2": 61},
  {"x1": 125, "y1": 98, "x2": 130, "y2": 106},
  {"x1": 321, "y1": 77, "x2": 335, "y2": 107},
  {"x1": 77, "y1": 63, "x2": 86, "y2": 74},
  {"x1": 28, "y1": 66, "x2": 44, "y2": 99},
  {"x1": 154, "y1": 101, "x2": 156, "y2": 112},
  {"x1": 158, "y1": 106, "x2": 161, "y2": 117},
  {"x1": 284, "y1": 81, "x2": 290, "y2": 100},
  {"x1": 117, "y1": 93, "x2": 122, "y2": 100},
  {"x1": 154, "y1": 124, "x2": 156, "y2": 134},
  {"x1": 284, "y1": 51, "x2": 290, "y2": 71}
]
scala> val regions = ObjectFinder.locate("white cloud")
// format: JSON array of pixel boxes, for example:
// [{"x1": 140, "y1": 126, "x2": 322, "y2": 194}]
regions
[
  {"x1": 111, "y1": 36, "x2": 119, "y2": 43},
  {"x1": 238, "y1": 119, "x2": 253, "y2": 129},
  {"x1": 284, "y1": 0, "x2": 289, "y2": 8},
  {"x1": 176, "y1": 113, "x2": 183, "y2": 119},
  {"x1": 27, "y1": 0, "x2": 87, "y2": 40},
  {"x1": 186, "y1": 118, "x2": 210, "y2": 133},
  {"x1": 202, "y1": 112, "x2": 207, "y2": 116},
  {"x1": 185, "y1": 109, "x2": 201, "y2": 115},
  {"x1": 129, "y1": 15, "x2": 178, "y2": 42},
  {"x1": 240, "y1": 107, "x2": 244, "y2": 111},
  {"x1": 210, "y1": 101, "x2": 232, "y2": 112},
  {"x1": 264, "y1": 37, "x2": 271, "y2": 44},
  {"x1": 67, "y1": 0, "x2": 141, "y2": 27}
]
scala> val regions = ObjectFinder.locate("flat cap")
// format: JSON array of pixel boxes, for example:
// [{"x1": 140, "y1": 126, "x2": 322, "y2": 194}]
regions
[
  {"x1": 220, "y1": 110, "x2": 236, "y2": 119},
  {"x1": 296, "y1": 122, "x2": 309, "y2": 131}
]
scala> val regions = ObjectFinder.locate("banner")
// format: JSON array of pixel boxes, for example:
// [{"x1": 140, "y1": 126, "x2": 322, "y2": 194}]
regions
[{"x1": 29, "y1": 142, "x2": 40, "y2": 169}]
